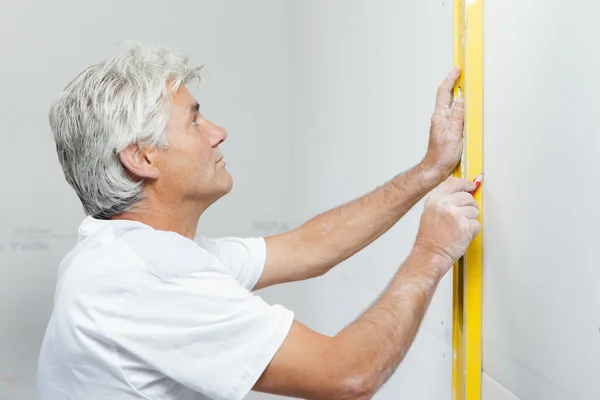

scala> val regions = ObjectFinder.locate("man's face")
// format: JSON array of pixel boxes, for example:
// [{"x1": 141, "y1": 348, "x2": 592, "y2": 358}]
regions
[{"x1": 155, "y1": 84, "x2": 232, "y2": 204}]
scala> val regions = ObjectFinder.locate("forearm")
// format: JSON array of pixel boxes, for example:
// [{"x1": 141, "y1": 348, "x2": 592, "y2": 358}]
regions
[
  {"x1": 295, "y1": 162, "x2": 445, "y2": 274},
  {"x1": 332, "y1": 247, "x2": 449, "y2": 394}
]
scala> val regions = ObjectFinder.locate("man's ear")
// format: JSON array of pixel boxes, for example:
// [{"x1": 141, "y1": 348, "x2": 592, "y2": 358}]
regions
[{"x1": 119, "y1": 143, "x2": 160, "y2": 180}]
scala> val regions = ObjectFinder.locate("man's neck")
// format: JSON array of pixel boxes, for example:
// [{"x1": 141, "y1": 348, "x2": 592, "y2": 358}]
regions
[{"x1": 111, "y1": 198, "x2": 207, "y2": 240}]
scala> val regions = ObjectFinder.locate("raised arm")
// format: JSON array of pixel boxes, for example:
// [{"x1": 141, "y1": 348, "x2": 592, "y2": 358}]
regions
[
  {"x1": 257, "y1": 68, "x2": 465, "y2": 290},
  {"x1": 253, "y1": 177, "x2": 480, "y2": 399}
]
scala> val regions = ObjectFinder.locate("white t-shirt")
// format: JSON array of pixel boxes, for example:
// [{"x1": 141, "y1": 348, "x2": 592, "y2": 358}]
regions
[{"x1": 36, "y1": 217, "x2": 294, "y2": 400}]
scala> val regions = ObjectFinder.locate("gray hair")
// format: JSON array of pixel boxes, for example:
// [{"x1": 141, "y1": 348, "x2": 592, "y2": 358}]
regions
[{"x1": 49, "y1": 42, "x2": 202, "y2": 219}]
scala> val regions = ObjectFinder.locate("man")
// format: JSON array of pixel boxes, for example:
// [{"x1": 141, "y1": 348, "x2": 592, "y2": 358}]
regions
[{"x1": 37, "y1": 43, "x2": 480, "y2": 400}]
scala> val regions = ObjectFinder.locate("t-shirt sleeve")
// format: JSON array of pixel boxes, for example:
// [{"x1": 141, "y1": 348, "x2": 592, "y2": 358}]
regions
[
  {"x1": 196, "y1": 236, "x2": 267, "y2": 290},
  {"x1": 111, "y1": 267, "x2": 294, "y2": 400}
]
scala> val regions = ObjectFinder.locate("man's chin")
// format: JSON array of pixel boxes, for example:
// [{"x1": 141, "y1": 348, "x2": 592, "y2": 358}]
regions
[
  {"x1": 212, "y1": 175, "x2": 233, "y2": 200},
  {"x1": 221, "y1": 172, "x2": 233, "y2": 193}
]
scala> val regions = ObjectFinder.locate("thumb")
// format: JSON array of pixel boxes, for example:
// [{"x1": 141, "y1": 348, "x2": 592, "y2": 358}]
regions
[{"x1": 438, "y1": 176, "x2": 476, "y2": 195}]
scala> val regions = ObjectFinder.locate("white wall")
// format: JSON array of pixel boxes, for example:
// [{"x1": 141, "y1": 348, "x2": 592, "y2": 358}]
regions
[
  {"x1": 289, "y1": 1, "x2": 456, "y2": 398},
  {"x1": 0, "y1": 1, "x2": 295, "y2": 398},
  {"x1": 7, "y1": 2, "x2": 595, "y2": 400},
  {"x1": 482, "y1": 1, "x2": 600, "y2": 399}
]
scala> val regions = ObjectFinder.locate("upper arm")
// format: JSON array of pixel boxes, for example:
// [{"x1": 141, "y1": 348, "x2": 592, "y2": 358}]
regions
[
  {"x1": 198, "y1": 230, "x2": 320, "y2": 291},
  {"x1": 253, "y1": 321, "x2": 366, "y2": 400},
  {"x1": 255, "y1": 233, "x2": 294, "y2": 290},
  {"x1": 197, "y1": 234, "x2": 302, "y2": 291},
  {"x1": 256, "y1": 231, "x2": 319, "y2": 290}
]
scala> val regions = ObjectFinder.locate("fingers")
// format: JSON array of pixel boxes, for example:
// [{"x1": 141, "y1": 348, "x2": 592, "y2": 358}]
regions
[
  {"x1": 438, "y1": 177, "x2": 477, "y2": 195},
  {"x1": 449, "y1": 191, "x2": 478, "y2": 207},
  {"x1": 434, "y1": 67, "x2": 461, "y2": 114},
  {"x1": 469, "y1": 219, "x2": 482, "y2": 238},
  {"x1": 449, "y1": 97, "x2": 465, "y2": 133},
  {"x1": 437, "y1": 67, "x2": 461, "y2": 105},
  {"x1": 457, "y1": 206, "x2": 479, "y2": 220}
]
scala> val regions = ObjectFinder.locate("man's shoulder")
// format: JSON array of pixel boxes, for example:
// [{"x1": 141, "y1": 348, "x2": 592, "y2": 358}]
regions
[{"x1": 118, "y1": 226, "x2": 221, "y2": 280}]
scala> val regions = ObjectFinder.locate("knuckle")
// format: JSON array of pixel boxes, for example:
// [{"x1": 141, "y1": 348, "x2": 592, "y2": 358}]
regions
[
  {"x1": 431, "y1": 200, "x2": 445, "y2": 212},
  {"x1": 451, "y1": 113, "x2": 464, "y2": 123},
  {"x1": 440, "y1": 194, "x2": 453, "y2": 204},
  {"x1": 447, "y1": 207, "x2": 460, "y2": 220},
  {"x1": 457, "y1": 218, "x2": 470, "y2": 233}
]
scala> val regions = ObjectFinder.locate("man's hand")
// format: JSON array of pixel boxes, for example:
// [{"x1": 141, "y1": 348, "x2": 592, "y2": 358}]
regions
[
  {"x1": 414, "y1": 176, "x2": 481, "y2": 271},
  {"x1": 423, "y1": 67, "x2": 465, "y2": 179}
]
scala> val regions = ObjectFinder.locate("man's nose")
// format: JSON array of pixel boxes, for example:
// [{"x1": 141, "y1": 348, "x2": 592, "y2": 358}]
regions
[{"x1": 209, "y1": 121, "x2": 227, "y2": 145}]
